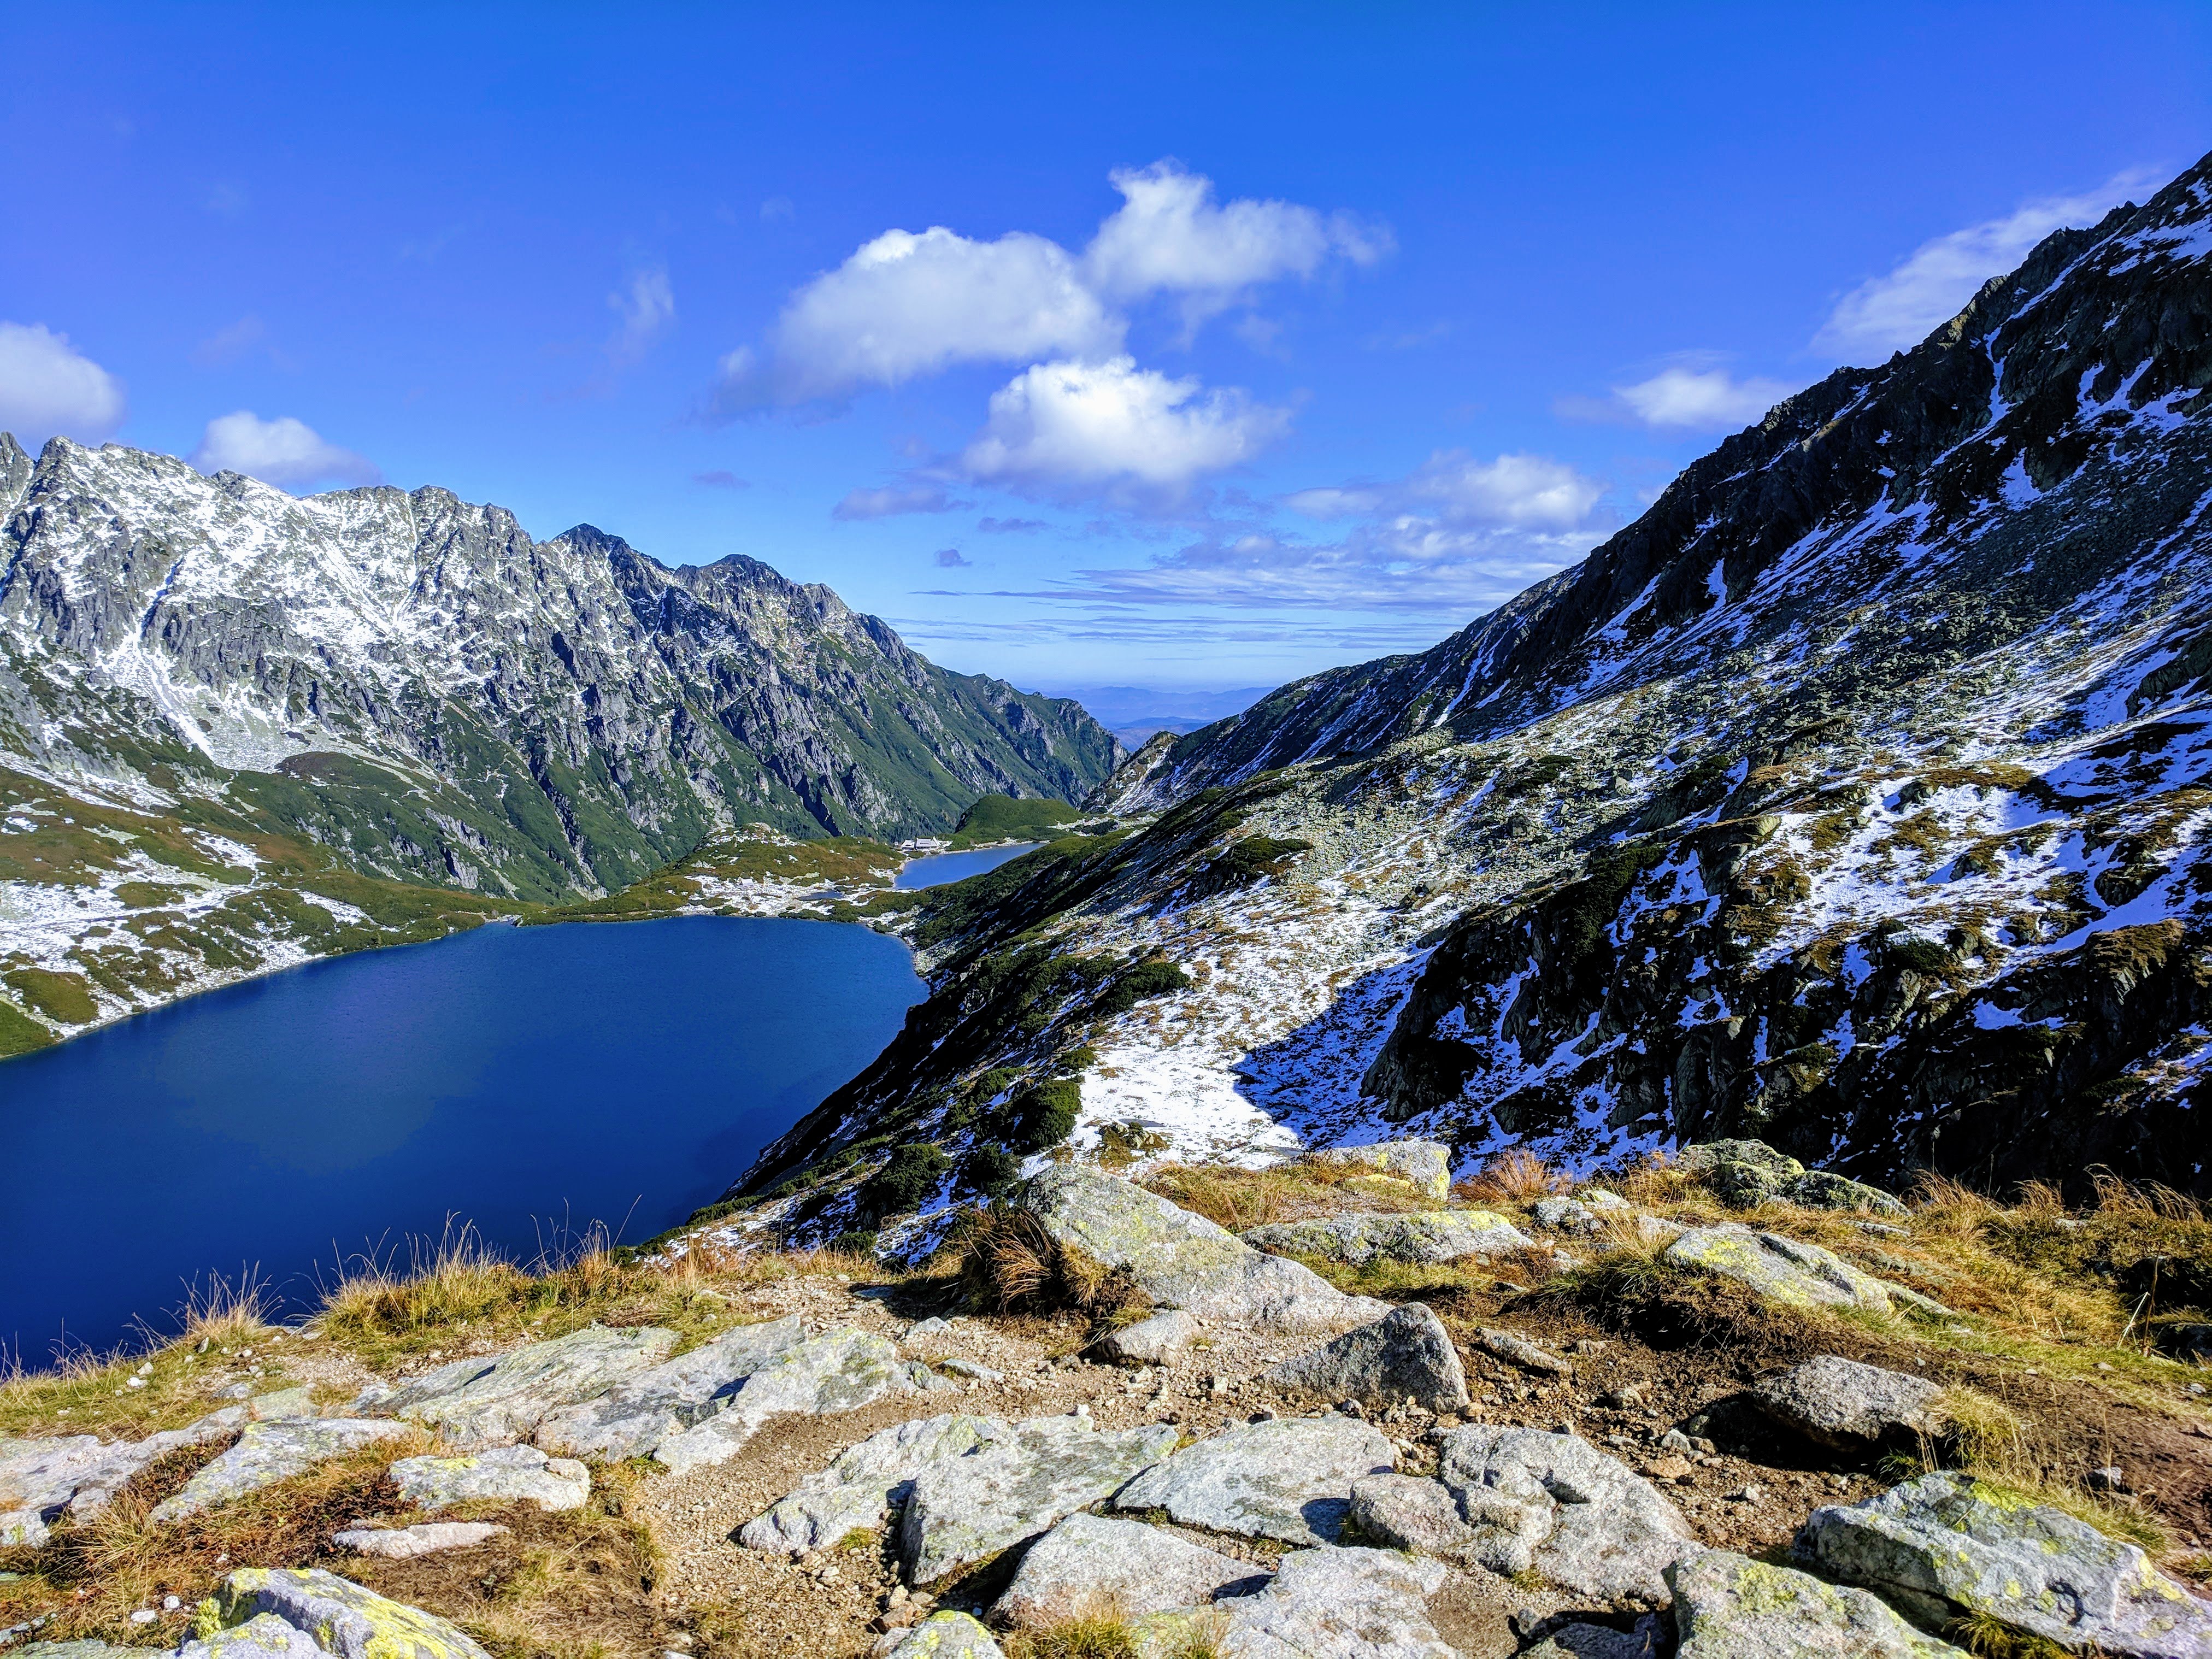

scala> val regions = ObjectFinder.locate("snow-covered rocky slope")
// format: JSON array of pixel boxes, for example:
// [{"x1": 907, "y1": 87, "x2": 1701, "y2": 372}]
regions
[
  {"x1": 739, "y1": 149, "x2": 2212, "y2": 1226},
  {"x1": 0, "y1": 442, "x2": 1117, "y2": 1051}
]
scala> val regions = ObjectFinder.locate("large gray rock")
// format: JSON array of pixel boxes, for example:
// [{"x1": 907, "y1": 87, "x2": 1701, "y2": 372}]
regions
[
  {"x1": 150, "y1": 1419, "x2": 414, "y2": 1521},
  {"x1": 1750, "y1": 1355, "x2": 1946, "y2": 1451},
  {"x1": 533, "y1": 1315, "x2": 805, "y2": 1460},
  {"x1": 1679, "y1": 1141, "x2": 1907, "y2": 1216},
  {"x1": 1429, "y1": 1426, "x2": 1697, "y2": 1606},
  {"x1": 1264, "y1": 1304, "x2": 1469, "y2": 1411},
  {"x1": 650, "y1": 1328, "x2": 916, "y2": 1473},
  {"x1": 177, "y1": 1613, "x2": 327, "y2": 1659},
  {"x1": 1137, "y1": 1546, "x2": 1452, "y2": 1659},
  {"x1": 390, "y1": 1444, "x2": 591, "y2": 1512},
  {"x1": 1670, "y1": 1548, "x2": 1967, "y2": 1657},
  {"x1": 1, "y1": 1409, "x2": 245, "y2": 1542},
  {"x1": 1797, "y1": 1470, "x2": 2212, "y2": 1656},
  {"x1": 992, "y1": 1513, "x2": 1267, "y2": 1628},
  {"x1": 364, "y1": 1323, "x2": 678, "y2": 1448},
  {"x1": 203, "y1": 1567, "x2": 491, "y2": 1659},
  {"x1": 1014, "y1": 1168, "x2": 1388, "y2": 1332},
  {"x1": 1091, "y1": 1309, "x2": 1202, "y2": 1366},
  {"x1": 1310, "y1": 1139, "x2": 1455, "y2": 1201},
  {"x1": 332, "y1": 1521, "x2": 508, "y2": 1559},
  {"x1": 876, "y1": 1613, "x2": 1003, "y2": 1659},
  {"x1": 1242, "y1": 1210, "x2": 1532, "y2": 1266},
  {"x1": 740, "y1": 1413, "x2": 1009, "y2": 1553},
  {"x1": 1113, "y1": 1415, "x2": 1395, "y2": 1546},
  {"x1": 1663, "y1": 1225, "x2": 1895, "y2": 1313},
  {"x1": 899, "y1": 1416, "x2": 1179, "y2": 1586}
]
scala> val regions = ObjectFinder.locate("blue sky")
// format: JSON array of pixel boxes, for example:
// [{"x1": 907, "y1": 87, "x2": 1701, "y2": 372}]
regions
[{"x1": 4, "y1": 3, "x2": 2208, "y2": 701}]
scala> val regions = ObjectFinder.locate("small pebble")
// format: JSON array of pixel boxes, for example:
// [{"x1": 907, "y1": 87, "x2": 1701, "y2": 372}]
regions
[
  {"x1": 163, "y1": 1597, "x2": 181, "y2": 1611},
  {"x1": 130, "y1": 1612, "x2": 158, "y2": 1626}
]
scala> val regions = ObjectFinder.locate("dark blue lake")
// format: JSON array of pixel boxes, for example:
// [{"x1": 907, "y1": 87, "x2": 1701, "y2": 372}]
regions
[
  {"x1": 0, "y1": 916, "x2": 922, "y2": 1361},
  {"x1": 895, "y1": 842, "x2": 1042, "y2": 889}
]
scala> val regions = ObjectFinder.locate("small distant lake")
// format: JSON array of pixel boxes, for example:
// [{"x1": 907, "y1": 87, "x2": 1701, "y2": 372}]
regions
[
  {"x1": 895, "y1": 842, "x2": 1043, "y2": 889},
  {"x1": 0, "y1": 916, "x2": 923, "y2": 1360}
]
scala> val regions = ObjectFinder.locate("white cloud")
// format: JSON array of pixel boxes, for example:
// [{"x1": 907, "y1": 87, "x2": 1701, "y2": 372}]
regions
[
  {"x1": 1813, "y1": 175, "x2": 2149, "y2": 358},
  {"x1": 1083, "y1": 161, "x2": 1387, "y2": 310},
  {"x1": 832, "y1": 483, "x2": 970, "y2": 520},
  {"x1": 957, "y1": 356, "x2": 1290, "y2": 502},
  {"x1": 1610, "y1": 366, "x2": 1798, "y2": 431},
  {"x1": 1290, "y1": 449, "x2": 1604, "y2": 531},
  {"x1": 0, "y1": 322, "x2": 127, "y2": 442},
  {"x1": 711, "y1": 162, "x2": 1386, "y2": 411},
  {"x1": 723, "y1": 228, "x2": 1118, "y2": 408},
  {"x1": 192, "y1": 412, "x2": 379, "y2": 490},
  {"x1": 607, "y1": 268, "x2": 675, "y2": 368},
  {"x1": 1217, "y1": 448, "x2": 1609, "y2": 609}
]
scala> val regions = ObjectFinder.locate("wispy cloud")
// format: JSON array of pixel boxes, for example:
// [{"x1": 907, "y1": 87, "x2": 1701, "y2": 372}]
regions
[
  {"x1": 190, "y1": 314, "x2": 297, "y2": 372},
  {"x1": 933, "y1": 547, "x2": 972, "y2": 567},
  {"x1": 692, "y1": 469, "x2": 749, "y2": 489},
  {"x1": 605, "y1": 268, "x2": 676, "y2": 369},
  {"x1": 889, "y1": 607, "x2": 1447, "y2": 655},
  {"x1": 1813, "y1": 173, "x2": 2152, "y2": 358},
  {"x1": 976, "y1": 515, "x2": 1048, "y2": 534},
  {"x1": 832, "y1": 483, "x2": 972, "y2": 520}
]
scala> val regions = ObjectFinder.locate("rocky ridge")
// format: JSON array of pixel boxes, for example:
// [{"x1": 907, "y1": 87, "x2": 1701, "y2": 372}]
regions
[
  {"x1": 733, "y1": 147, "x2": 2212, "y2": 1213},
  {"x1": 0, "y1": 440, "x2": 1117, "y2": 1052}
]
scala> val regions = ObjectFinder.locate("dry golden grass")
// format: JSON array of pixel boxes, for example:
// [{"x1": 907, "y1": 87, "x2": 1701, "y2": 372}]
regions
[
  {"x1": 955, "y1": 1208, "x2": 1148, "y2": 1322},
  {"x1": 7, "y1": 1427, "x2": 431, "y2": 1644},
  {"x1": 1143, "y1": 1155, "x2": 1436, "y2": 1232},
  {"x1": 0, "y1": 1285, "x2": 285, "y2": 1442},
  {"x1": 1455, "y1": 1146, "x2": 1569, "y2": 1203},
  {"x1": 1002, "y1": 1601, "x2": 1143, "y2": 1658},
  {"x1": 314, "y1": 1223, "x2": 893, "y2": 1370}
]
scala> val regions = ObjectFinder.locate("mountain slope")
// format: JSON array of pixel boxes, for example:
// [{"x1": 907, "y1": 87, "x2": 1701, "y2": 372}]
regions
[
  {"x1": 0, "y1": 439, "x2": 1119, "y2": 1049},
  {"x1": 738, "y1": 150, "x2": 2212, "y2": 1222}
]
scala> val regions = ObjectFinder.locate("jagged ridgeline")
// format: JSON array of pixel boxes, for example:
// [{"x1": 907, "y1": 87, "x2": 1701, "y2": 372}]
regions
[
  {"x1": 0, "y1": 438, "x2": 1119, "y2": 1049},
  {"x1": 743, "y1": 150, "x2": 2212, "y2": 1215}
]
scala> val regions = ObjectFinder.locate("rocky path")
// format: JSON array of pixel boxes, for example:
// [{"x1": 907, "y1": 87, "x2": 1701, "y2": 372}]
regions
[{"x1": 7, "y1": 1139, "x2": 2211, "y2": 1658}]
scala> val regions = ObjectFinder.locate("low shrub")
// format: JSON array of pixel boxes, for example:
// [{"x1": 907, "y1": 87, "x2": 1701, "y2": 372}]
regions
[
  {"x1": 1008, "y1": 1076, "x2": 1083, "y2": 1152},
  {"x1": 860, "y1": 1143, "x2": 952, "y2": 1217},
  {"x1": 963, "y1": 1140, "x2": 1022, "y2": 1199},
  {"x1": 1093, "y1": 958, "x2": 1192, "y2": 1017}
]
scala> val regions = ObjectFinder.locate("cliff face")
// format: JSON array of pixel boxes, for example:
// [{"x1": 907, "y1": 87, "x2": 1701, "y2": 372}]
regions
[
  {"x1": 0, "y1": 439, "x2": 1117, "y2": 893},
  {"x1": 749, "y1": 151, "x2": 2212, "y2": 1211},
  {"x1": 0, "y1": 440, "x2": 1118, "y2": 1050}
]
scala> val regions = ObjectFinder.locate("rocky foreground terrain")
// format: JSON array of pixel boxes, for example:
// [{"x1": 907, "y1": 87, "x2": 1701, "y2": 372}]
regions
[
  {"x1": 0, "y1": 440, "x2": 1115, "y2": 1054},
  {"x1": 732, "y1": 148, "x2": 2212, "y2": 1225},
  {"x1": 4, "y1": 1138, "x2": 2210, "y2": 1657}
]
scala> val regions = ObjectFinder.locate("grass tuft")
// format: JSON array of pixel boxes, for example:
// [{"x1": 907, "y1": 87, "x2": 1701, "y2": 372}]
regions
[
  {"x1": 955, "y1": 1208, "x2": 1148, "y2": 1322},
  {"x1": 1456, "y1": 1147, "x2": 1569, "y2": 1203}
]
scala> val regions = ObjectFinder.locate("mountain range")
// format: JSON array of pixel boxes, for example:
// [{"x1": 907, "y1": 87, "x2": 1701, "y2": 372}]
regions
[
  {"x1": 739, "y1": 148, "x2": 2212, "y2": 1224},
  {"x1": 0, "y1": 442, "x2": 1117, "y2": 1051}
]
